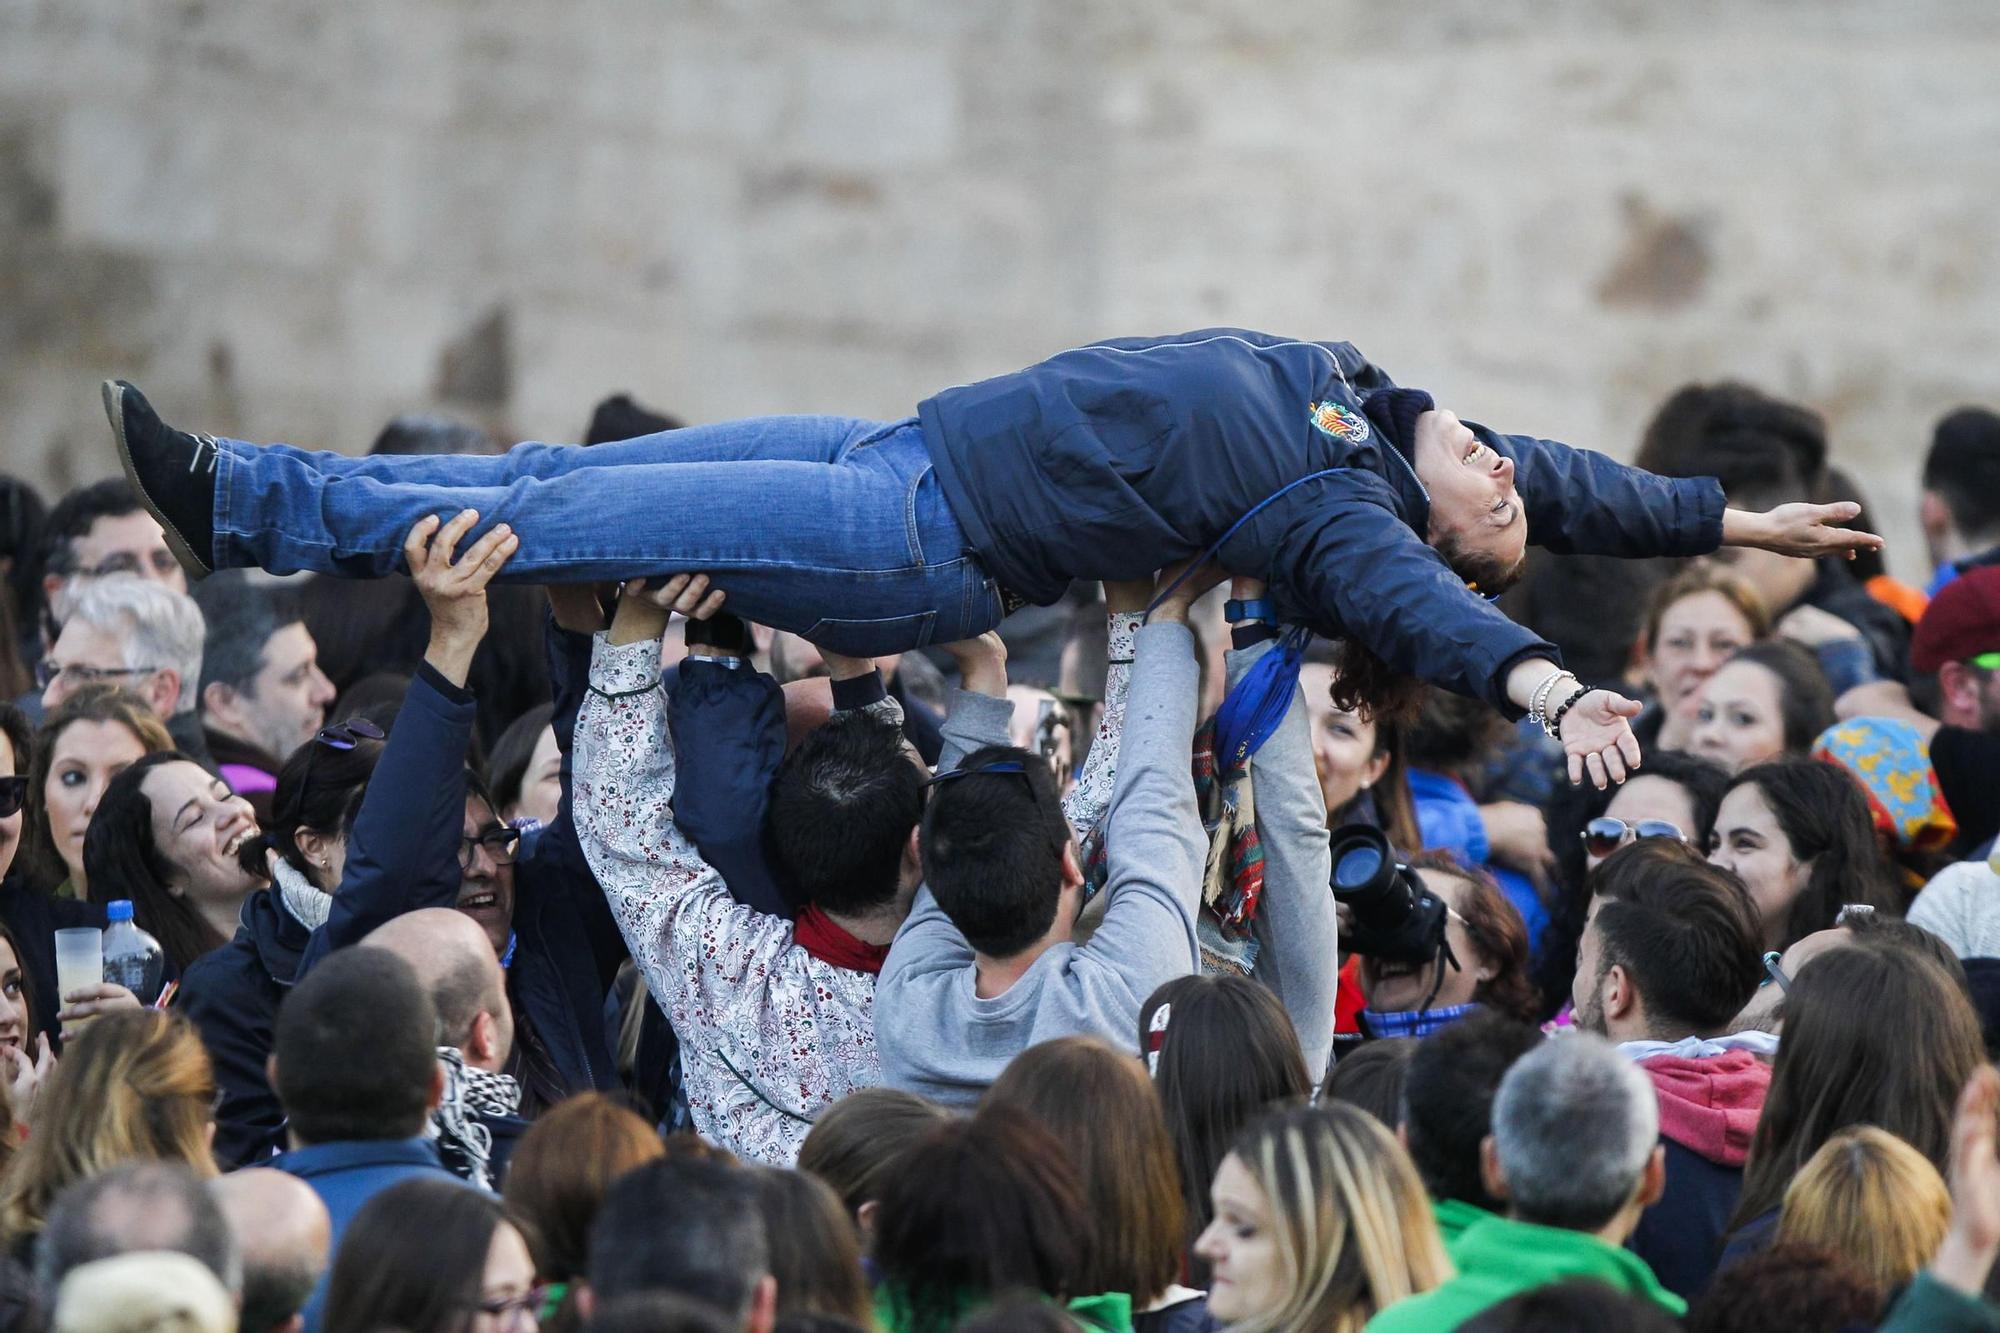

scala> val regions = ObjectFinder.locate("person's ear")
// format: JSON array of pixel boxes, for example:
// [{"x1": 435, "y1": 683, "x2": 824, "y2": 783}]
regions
[
  {"x1": 746, "y1": 1275, "x2": 778, "y2": 1333},
  {"x1": 266, "y1": 1053, "x2": 281, "y2": 1093},
  {"x1": 572, "y1": 1284, "x2": 595, "y2": 1321},
  {"x1": 468, "y1": 1010, "x2": 499, "y2": 1067},
  {"x1": 1060, "y1": 841, "x2": 1084, "y2": 892},
  {"x1": 1638, "y1": 1143, "x2": 1668, "y2": 1209},
  {"x1": 1604, "y1": 964, "x2": 1637, "y2": 1023},
  {"x1": 150, "y1": 667, "x2": 184, "y2": 719},
  {"x1": 856, "y1": 1200, "x2": 880, "y2": 1247},
  {"x1": 1940, "y1": 662, "x2": 1978, "y2": 719},
  {"x1": 200, "y1": 680, "x2": 237, "y2": 725},
  {"x1": 1361, "y1": 748, "x2": 1391, "y2": 792},
  {"x1": 1921, "y1": 490, "x2": 1953, "y2": 540},
  {"x1": 1396, "y1": 1122, "x2": 1410, "y2": 1150},
  {"x1": 1479, "y1": 1135, "x2": 1508, "y2": 1202}
]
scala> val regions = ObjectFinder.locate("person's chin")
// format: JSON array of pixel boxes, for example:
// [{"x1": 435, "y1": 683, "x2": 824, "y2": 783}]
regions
[{"x1": 455, "y1": 894, "x2": 511, "y2": 945}]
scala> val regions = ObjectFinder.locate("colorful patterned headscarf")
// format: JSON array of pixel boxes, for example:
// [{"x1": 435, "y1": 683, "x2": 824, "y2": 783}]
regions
[{"x1": 1812, "y1": 717, "x2": 1957, "y2": 857}]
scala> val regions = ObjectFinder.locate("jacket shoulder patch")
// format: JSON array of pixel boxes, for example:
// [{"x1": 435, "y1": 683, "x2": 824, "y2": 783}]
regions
[{"x1": 1310, "y1": 400, "x2": 1371, "y2": 443}]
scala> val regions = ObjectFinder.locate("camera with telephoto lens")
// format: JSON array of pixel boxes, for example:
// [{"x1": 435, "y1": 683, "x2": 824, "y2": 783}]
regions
[{"x1": 1329, "y1": 824, "x2": 1452, "y2": 967}]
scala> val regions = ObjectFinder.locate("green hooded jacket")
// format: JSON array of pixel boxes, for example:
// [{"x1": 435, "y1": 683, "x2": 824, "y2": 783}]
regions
[{"x1": 1365, "y1": 1214, "x2": 1686, "y2": 1332}]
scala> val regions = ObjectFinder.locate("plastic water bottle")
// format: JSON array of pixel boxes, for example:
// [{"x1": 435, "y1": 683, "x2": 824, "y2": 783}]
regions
[{"x1": 101, "y1": 901, "x2": 165, "y2": 1005}]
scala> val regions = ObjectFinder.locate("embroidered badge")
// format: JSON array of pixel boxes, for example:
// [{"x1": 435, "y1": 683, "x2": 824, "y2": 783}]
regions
[{"x1": 1310, "y1": 400, "x2": 1371, "y2": 443}]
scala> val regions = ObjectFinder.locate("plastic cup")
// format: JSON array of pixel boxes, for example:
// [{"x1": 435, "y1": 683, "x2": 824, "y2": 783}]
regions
[{"x1": 53, "y1": 928, "x2": 102, "y2": 1006}]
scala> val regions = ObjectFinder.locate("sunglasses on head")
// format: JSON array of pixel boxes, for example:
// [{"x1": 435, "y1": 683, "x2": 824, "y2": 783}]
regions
[
  {"x1": 0, "y1": 776, "x2": 25, "y2": 820},
  {"x1": 1581, "y1": 816, "x2": 1687, "y2": 859},
  {"x1": 315, "y1": 718, "x2": 386, "y2": 751}
]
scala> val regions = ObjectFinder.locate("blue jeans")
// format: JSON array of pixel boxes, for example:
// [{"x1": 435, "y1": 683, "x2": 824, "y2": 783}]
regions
[{"x1": 214, "y1": 415, "x2": 1004, "y2": 655}]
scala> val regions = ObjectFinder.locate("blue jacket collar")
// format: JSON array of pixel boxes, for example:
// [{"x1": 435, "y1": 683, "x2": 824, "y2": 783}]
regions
[{"x1": 274, "y1": 1136, "x2": 443, "y2": 1177}]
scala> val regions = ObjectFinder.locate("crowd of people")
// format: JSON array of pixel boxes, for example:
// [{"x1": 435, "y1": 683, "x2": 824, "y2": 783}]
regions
[{"x1": 0, "y1": 350, "x2": 1992, "y2": 1333}]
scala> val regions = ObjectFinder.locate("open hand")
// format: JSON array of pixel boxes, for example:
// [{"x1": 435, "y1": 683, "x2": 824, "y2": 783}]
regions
[
  {"x1": 1559, "y1": 688, "x2": 1645, "y2": 789},
  {"x1": 409, "y1": 511, "x2": 517, "y2": 684},
  {"x1": 1725, "y1": 502, "x2": 1884, "y2": 561},
  {"x1": 1933, "y1": 1065, "x2": 2000, "y2": 1296}
]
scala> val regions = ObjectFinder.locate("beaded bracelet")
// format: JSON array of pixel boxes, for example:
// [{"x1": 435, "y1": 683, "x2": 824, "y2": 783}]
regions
[
  {"x1": 1529, "y1": 669, "x2": 1575, "y2": 737},
  {"x1": 1549, "y1": 684, "x2": 1593, "y2": 740}
]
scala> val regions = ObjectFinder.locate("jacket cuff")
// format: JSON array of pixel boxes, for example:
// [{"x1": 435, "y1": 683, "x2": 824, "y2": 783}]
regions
[
  {"x1": 1106, "y1": 611, "x2": 1143, "y2": 664},
  {"x1": 942, "y1": 687, "x2": 1015, "y2": 750},
  {"x1": 831, "y1": 670, "x2": 889, "y2": 713},
  {"x1": 1679, "y1": 477, "x2": 1729, "y2": 555},
  {"x1": 415, "y1": 660, "x2": 475, "y2": 707},
  {"x1": 589, "y1": 633, "x2": 664, "y2": 695}
]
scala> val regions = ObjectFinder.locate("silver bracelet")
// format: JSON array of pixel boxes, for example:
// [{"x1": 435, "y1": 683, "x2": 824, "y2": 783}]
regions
[{"x1": 1529, "y1": 670, "x2": 1572, "y2": 734}]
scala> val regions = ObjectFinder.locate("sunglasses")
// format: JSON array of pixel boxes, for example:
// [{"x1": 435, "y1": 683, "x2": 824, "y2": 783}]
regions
[
  {"x1": 315, "y1": 718, "x2": 386, "y2": 751},
  {"x1": 1581, "y1": 816, "x2": 1687, "y2": 859},
  {"x1": 0, "y1": 776, "x2": 24, "y2": 820}
]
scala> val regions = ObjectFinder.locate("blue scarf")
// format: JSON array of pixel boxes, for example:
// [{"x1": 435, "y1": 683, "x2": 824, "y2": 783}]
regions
[{"x1": 1359, "y1": 1002, "x2": 1481, "y2": 1040}]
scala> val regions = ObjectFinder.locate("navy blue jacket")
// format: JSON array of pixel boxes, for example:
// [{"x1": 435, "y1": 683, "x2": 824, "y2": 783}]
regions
[
  {"x1": 920, "y1": 329, "x2": 1726, "y2": 707},
  {"x1": 181, "y1": 661, "x2": 477, "y2": 1168},
  {"x1": 293, "y1": 621, "x2": 624, "y2": 1102},
  {"x1": 1630, "y1": 1138, "x2": 1746, "y2": 1303}
]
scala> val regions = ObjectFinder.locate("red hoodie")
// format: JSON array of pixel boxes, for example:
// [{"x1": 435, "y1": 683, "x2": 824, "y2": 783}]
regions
[{"x1": 1640, "y1": 1050, "x2": 1771, "y2": 1167}]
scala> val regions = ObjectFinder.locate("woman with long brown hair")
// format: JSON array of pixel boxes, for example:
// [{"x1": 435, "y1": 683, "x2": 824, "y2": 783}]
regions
[
  {"x1": 1140, "y1": 974, "x2": 1312, "y2": 1282},
  {"x1": 14, "y1": 685, "x2": 172, "y2": 899},
  {"x1": 984, "y1": 1036, "x2": 1197, "y2": 1330},
  {"x1": 0, "y1": 1009, "x2": 217, "y2": 1253},
  {"x1": 1722, "y1": 940, "x2": 1985, "y2": 1265}
]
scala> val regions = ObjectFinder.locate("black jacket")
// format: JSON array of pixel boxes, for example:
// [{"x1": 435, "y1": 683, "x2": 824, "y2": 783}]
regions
[
  {"x1": 920, "y1": 329, "x2": 1726, "y2": 708},
  {"x1": 0, "y1": 879, "x2": 105, "y2": 1048}
]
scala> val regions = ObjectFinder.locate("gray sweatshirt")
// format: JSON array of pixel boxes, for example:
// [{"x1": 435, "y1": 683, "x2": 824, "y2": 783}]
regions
[{"x1": 875, "y1": 621, "x2": 1206, "y2": 1106}]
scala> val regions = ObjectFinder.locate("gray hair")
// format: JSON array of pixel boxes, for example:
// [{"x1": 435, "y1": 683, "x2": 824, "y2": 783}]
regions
[
  {"x1": 1491, "y1": 1033, "x2": 1658, "y2": 1232},
  {"x1": 38, "y1": 1161, "x2": 242, "y2": 1299},
  {"x1": 64, "y1": 576, "x2": 206, "y2": 716}
]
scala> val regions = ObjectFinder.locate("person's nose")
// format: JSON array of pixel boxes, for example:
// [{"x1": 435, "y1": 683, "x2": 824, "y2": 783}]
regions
[
  {"x1": 310, "y1": 667, "x2": 336, "y2": 706},
  {"x1": 1495, "y1": 455, "x2": 1515, "y2": 485}
]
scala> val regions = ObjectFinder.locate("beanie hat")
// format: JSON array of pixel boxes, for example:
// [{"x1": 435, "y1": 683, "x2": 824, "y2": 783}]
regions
[
  {"x1": 54, "y1": 1252, "x2": 235, "y2": 1333},
  {"x1": 1911, "y1": 565, "x2": 2000, "y2": 674},
  {"x1": 1359, "y1": 388, "x2": 1435, "y2": 458}
]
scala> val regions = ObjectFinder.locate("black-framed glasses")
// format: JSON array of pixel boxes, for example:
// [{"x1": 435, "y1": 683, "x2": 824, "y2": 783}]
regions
[
  {"x1": 32, "y1": 660, "x2": 158, "y2": 691},
  {"x1": 315, "y1": 718, "x2": 386, "y2": 751},
  {"x1": 0, "y1": 776, "x2": 25, "y2": 819},
  {"x1": 460, "y1": 824, "x2": 521, "y2": 870},
  {"x1": 1582, "y1": 817, "x2": 1687, "y2": 859}
]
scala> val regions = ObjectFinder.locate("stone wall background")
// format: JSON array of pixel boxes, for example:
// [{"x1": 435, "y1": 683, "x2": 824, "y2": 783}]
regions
[{"x1": 4, "y1": 0, "x2": 1997, "y2": 578}]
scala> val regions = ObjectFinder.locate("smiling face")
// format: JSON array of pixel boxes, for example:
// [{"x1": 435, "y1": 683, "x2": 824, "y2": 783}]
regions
[
  {"x1": 1648, "y1": 589, "x2": 1758, "y2": 712},
  {"x1": 1358, "y1": 868, "x2": 1491, "y2": 1013},
  {"x1": 1195, "y1": 1153, "x2": 1286, "y2": 1325},
  {"x1": 1299, "y1": 664, "x2": 1388, "y2": 814},
  {"x1": 1691, "y1": 659, "x2": 1789, "y2": 774},
  {"x1": 1413, "y1": 409, "x2": 1528, "y2": 590},
  {"x1": 456, "y1": 796, "x2": 517, "y2": 958},
  {"x1": 45, "y1": 718, "x2": 152, "y2": 888},
  {"x1": 139, "y1": 761, "x2": 263, "y2": 913},
  {"x1": 1709, "y1": 782, "x2": 1808, "y2": 949}
]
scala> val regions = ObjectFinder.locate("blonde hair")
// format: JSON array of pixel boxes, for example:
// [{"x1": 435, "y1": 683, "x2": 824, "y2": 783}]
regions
[
  {"x1": 1226, "y1": 1102, "x2": 1450, "y2": 1333},
  {"x1": 0, "y1": 1010, "x2": 217, "y2": 1242},
  {"x1": 1641, "y1": 565, "x2": 1773, "y2": 657},
  {"x1": 1776, "y1": 1125, "x2": 1950, "y2": 1297}
]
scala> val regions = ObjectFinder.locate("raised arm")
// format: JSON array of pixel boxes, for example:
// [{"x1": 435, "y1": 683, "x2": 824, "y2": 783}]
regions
[
  {"x1": 1076, "y1": 564, "x2": 1222, "y2": 983},
  {"x1": 1227, "y1": 586, "x2": 1338, "y2": 1084},
  {"x1": 298, "y1": 511, "x2": 509, "y2": 972},
  {"x1": 1063, "y1": 581, "x2": 1150, "y2": 849}
]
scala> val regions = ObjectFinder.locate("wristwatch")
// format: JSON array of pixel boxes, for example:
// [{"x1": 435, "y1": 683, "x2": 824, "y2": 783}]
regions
[
  {"x1": 683, "y1": 610, "x2": 753, "y2": 658},
  {"x1": 1224, "y1": 598, "x2": 1273, "y2": 625}
]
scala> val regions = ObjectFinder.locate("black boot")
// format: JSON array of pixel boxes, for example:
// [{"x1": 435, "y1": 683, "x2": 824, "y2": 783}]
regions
[{"x1": 101, "y1": 380, "x2": 218, "y2": 578}]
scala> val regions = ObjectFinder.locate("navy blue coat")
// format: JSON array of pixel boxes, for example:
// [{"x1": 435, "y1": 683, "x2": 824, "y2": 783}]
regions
[
  {"x1": 181, "y1": 661, "x2": 478, "y2": 1168},
  {"x1": 920, "y1": 329, "x2": 1726, "y2": 708}
]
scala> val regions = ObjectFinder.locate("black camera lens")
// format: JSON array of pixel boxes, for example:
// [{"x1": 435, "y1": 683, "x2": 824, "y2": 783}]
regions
[{"x1": 1328, "y1": 823, "x2": 1451, "y2": 967}]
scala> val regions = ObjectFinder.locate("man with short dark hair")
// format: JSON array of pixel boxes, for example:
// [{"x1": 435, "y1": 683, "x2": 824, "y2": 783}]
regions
[
  {"x1": 1367, "y1": 1035, "x2": 1682, "y2": 1330},
  {"x1": 584, "y1": 1159, "x2": 775, "y2": 1333},
  {"x1": 869, "y1": 567, "x2": 1345, "y2": 1105},
  {"x1": 38, "y1": 1161, "x2": 241, "y2": 1300},
  {"x1": 268, "y1": 947, "x2": 457, "y2": 1333},
  {"x1": 210, "y1": 1169, "x2": 331, "y2": 1333},
  {"x1": 364, "y1": 907, "x2": 525, "y2": 1186},
  {"x1": 1921, "y1": 407, "x2": 2000, "y2": 594},
  {"x1": 1399, "y1": 1011, "x2": 1545, "y2": 1245},
  {"x1": 1571, "y1": 844, "x2": 1769, "y2": 1300},
  {"x1": 191, "y1": 573, "x2": 336, "y2": 820},
  {"x1": 574, "y1": 573, "x2": 1140, "y2": 1160}
]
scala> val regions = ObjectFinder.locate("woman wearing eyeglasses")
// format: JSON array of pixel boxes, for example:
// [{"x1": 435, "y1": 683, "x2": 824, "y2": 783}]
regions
[{"x1": 325, "y1": 1177, "x2": 540, "y2": 1333}]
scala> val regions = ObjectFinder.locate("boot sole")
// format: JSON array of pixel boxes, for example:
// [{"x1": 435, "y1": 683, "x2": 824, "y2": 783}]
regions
[{"x1": 102, "y1": 379, "x2": 214, "y2": 581}]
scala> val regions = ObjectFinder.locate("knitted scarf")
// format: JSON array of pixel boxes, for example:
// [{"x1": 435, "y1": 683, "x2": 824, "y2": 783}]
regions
[
  {"x1": 270, "y1": 858, "x2": 333, "y2": 932},
  {"x1": 1085, "y1": 715, "x2": 1265, "y2": 975},
  {"x1": 431, "y1": 1045, "x2": 522, "y2": 1191}
]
